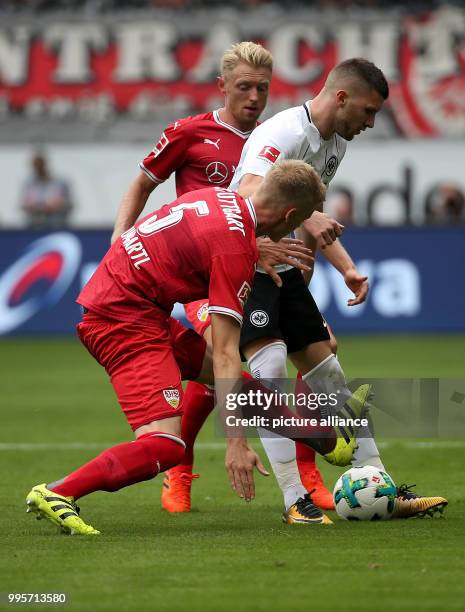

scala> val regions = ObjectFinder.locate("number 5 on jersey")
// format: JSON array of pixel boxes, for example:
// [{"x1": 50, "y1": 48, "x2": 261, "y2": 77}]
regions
[{"x1": 138, "y1": 201, "x2": 210, "y2": 236}]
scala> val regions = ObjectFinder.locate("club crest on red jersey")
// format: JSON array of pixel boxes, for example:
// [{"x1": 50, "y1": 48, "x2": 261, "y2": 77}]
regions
[
  {"x1": 258, "y1": 146, "x2": 280, "y2": 164},
  {"x1": 163, "y1": 389, "x2": 180, "y2": 409},
  {"x1": 237, "y1": 281, "x2": 251, "y2": 306},
  {"x1": 197, "y1": 303, "x2": 209, "y2": 322}
]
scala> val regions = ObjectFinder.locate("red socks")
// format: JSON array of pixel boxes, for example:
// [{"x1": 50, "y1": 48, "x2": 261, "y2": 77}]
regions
[
  {"x1": 179, "y1": 381, "x2": 216, "y2": 469},
  {"x1": 51, "y1": 433, "x2": 185, "y2": 500}
]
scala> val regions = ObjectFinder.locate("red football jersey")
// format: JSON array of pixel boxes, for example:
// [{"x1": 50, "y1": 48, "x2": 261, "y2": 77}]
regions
[
  {"x1": 139, "y1": 111, "x2": 253, "y2": 195},
  {"x1": 78, "y1": 187, "x2": 257, "y2": 325}
]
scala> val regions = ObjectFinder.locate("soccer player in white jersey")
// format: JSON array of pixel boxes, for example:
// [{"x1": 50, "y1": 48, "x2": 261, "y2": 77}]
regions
[{"x1": 229, "y1": 57, "x2": 448, "y2": 521}]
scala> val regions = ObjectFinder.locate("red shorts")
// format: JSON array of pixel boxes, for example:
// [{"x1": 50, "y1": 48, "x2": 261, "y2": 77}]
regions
[
  {"x1": 77, "y1": 312, "x2": 207, "y2": 431},
  {"x1": 184, "y1": 300, "x2": 211, "y2": 336}
]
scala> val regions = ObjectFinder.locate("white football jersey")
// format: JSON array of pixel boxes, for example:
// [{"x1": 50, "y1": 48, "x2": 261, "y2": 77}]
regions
[{"x1": 229, "y1": 101, "x2": 347, "y2": 273}]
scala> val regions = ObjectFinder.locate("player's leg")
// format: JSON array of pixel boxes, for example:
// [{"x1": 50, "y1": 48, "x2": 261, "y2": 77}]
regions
[
  {"x1": 161, "y1": 311, "x2": 215, "y2": 512},
  {"x1": 295, "y1": 321, "x2": 337, "y2": 509},
  {"x1": 240, "y1": 271, "x2": 331, "y2": 524},
  {"x1": 295, "y1": 324, "x2": 337, "y2": 464},
  {"x1": 287, "y1": 307, "x2": 448, "y2": 518},
  {"x1": 280, "y1": 270, "x2": 381, "y2": 469},
  {"x1": 294, "y1": 372, "x2": 334, "y2": 510},
  {"x1": 26, "y1": 312, "x2": 195, "y2": 535}
]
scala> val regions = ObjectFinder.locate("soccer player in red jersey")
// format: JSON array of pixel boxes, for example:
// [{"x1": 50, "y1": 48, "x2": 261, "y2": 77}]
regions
[
  {"x1": 111, "y1": 42, "x2": 335, "y2": 516},
  {"x1": 25, "y1": 161, "x2": 344, "y2": 535}
]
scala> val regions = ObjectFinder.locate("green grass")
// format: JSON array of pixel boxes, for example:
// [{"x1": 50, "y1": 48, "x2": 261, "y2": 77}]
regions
[{"x1": 1, "y1": 335, "x2": 464, "y2": 611}]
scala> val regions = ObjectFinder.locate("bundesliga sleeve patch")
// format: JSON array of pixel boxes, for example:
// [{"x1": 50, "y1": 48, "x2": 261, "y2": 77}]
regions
[{"x1": 257, "y1": 146, "x2": 281, "y2": 164}]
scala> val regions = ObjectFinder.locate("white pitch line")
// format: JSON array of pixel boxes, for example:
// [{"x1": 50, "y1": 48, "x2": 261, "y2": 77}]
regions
[{"x1": 0, "y1": 440, "x2": 465, "y2": 451}]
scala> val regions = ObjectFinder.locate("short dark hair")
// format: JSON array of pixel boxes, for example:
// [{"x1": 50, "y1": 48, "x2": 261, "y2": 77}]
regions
[{"x1": 330, "y1": 58, "x2": 389, "y2": 100}]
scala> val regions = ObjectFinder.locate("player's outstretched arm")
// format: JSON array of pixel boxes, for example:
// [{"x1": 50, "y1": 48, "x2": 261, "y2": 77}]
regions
[
  {"x1": 211, "y1": 313, "x2": 269, "y2": 501},
  {"x1": 302, "y1": 211, "x2": 344, "y2": 250},
  {"x1": 319, "y1": 239, "x2": 369, "y2": 306},
  {"x1": 294, "y1": 225, "x2": 318, "y2": 285},
  {"x1": 111, "y1": 172, "x2": 157, "y2": 244}
]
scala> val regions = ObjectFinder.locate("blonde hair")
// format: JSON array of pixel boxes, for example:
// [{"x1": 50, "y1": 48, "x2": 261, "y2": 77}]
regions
[
  {"x1": 261, "y1": 160, "x2": 326, "y2": 215},
  {"x1": 221, "y1": 41, "x2": 273, "y2": 78}
]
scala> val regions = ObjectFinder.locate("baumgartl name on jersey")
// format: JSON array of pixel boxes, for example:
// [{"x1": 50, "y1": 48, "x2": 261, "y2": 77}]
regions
[
  {"x1": 121, "y1": 226, "x2": 151, "y2": 270},
  {"x1": 215, "y1": 188, "x2": 246, "y2": 237}
]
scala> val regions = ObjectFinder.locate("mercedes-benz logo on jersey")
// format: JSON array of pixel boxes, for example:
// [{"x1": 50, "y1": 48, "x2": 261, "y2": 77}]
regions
[
  {"x1": 324, "y1": 155, "x2": 338, "y2": 178},
  {"x1": 0, "y1": 233, "x2": 81, "y2": 334},
  {"x1": 250, "y1": 310, "x2": 269, "y2": 328},
  {"x1": 206, "y1": 161, "x2": 229, "y2": 184}
]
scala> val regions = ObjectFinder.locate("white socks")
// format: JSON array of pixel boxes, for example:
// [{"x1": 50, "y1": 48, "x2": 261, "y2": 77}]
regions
[
  {"x1": 303, "y1": 354, "x2": 384, "y2": 470},
  {"x1": 352, "y1": 437, "x2": 385, "y2": 470},
  {"x1": 248, "y1": 342, "x2": 307, "y2": 510}
]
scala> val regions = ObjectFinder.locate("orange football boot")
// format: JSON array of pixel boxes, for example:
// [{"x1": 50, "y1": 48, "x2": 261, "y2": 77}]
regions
[
  {"x1": 299, "y1": 462, "x2": 335, "y2": 510},
  {"x1": 161, "y1": 466, "x2": 199, "y2": 513}
]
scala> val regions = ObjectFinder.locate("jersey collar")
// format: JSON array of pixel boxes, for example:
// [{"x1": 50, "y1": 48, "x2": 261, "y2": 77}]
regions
[
  {"x1": 244, "y1": 197, "x2": 258, "y2": 228},
  {"x1": 213, "y1": 110, "x2": 253, "y2": 139},
  {"x1": 304, "y1": 100, "x2": 327, "y2": 153}
]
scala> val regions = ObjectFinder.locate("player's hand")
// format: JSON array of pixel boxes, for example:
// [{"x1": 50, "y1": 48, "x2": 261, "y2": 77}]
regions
[
  {"x1": 225, "y1": 438, "x2": 269, "y2": 501},
  {"x1": 303, "y1": 211, "x2": 344, "y2": 250},
  {"x1": 257, "y1": 237, "x2": 314, "y2": 288},
  {"x1": 344, "y1": 267, "x2": 369, "y2": 306}
]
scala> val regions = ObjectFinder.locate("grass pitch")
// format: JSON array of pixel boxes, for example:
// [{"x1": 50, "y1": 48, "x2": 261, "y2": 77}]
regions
[{"x1": 1, "y1": 335, "x2": 464, "y2": 611}]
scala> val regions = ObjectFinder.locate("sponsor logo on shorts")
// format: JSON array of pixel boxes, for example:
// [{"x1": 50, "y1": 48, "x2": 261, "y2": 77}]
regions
[
  {"x1": 197, "y1": 303, "x2": 209, "y2": 322},
  {"x1": 237, "y1": 281, "x2": 251, "y2": 306},
  {"x1": 163, "y1": 389, "x2": 180, "y2": 409},
  {"x1": 257, "y1": 146, "x2": 280, "y2": 164},
  {"x1": 250, "y1": 310, "x2": 269, "y2": 327}
]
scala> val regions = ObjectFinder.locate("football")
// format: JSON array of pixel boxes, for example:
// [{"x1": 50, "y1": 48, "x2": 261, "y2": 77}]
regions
[{"x1": 333, "y1": 465, "x2": 397, "y2": 521}]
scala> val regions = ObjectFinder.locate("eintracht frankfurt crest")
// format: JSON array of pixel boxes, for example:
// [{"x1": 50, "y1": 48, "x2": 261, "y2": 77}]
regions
[
  {"x1": 324, "y1": 155, "x2": 338, "y2": 178},
  {"x1": 163, "y1": 389, "x2": 180, "y2": 409}
]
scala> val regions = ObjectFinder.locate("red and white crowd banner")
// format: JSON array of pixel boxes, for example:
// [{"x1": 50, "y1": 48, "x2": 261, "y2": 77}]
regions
[{"x1": 0, "y1": 5, "x2": 464, "y2": 137}]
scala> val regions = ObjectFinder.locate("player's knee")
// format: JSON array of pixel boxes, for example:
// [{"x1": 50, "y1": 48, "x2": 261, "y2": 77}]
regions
[
  {"x1": 247, "y1": 340, "x2": 288, "y2": 379},
  {"x1": 139, "y1": 433, "x2": 186, "y2": 472},
  {"x1": 99, "y1": 435, "x2": 186, "y2": 492},
  {"x1": 157, "y1": 436, "x2": 186, "y2": 471}
]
